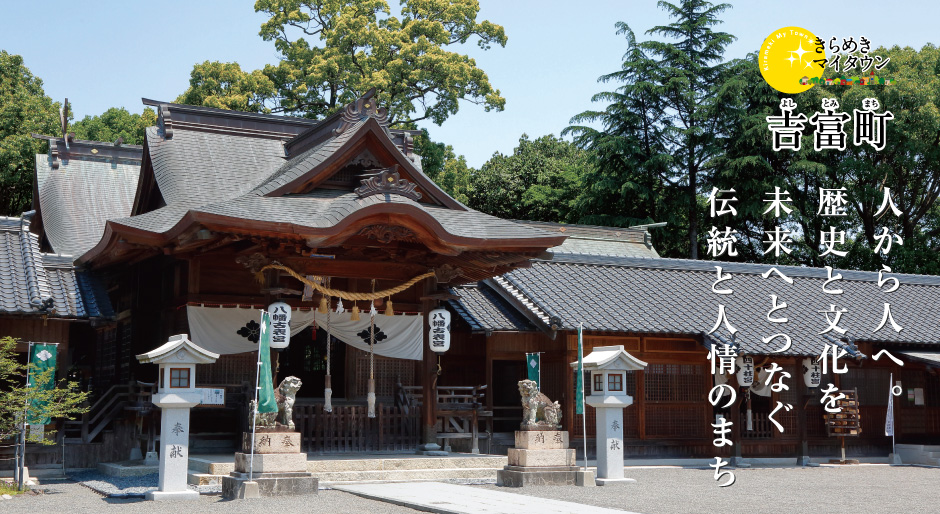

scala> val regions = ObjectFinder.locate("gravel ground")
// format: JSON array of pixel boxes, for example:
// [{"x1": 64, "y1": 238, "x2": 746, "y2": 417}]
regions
[
  {"x1": 0, "y1": 480, "x2": 418, "y2": 514},
  {"x1": 67, "y1": 471, "x2": 220, "y2": 497},
  {"x1": 4, "y1": 465, "x2": 938, "y2": 513},
  {"x1": 480, "y1": 464, "x2": 940, "y2": 514}
]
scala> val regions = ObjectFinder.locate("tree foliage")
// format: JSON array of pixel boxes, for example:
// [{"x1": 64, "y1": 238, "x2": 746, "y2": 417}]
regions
[
  {"x1": 176, "y1": 61, "x2": 277, "y2": 113},
  {"x1": 413, "y1": 129, "x2": 470, "y2": 204},
  {"x1": 465, "y1": 134, "x2": 584, "y2": 222},
  {"x1": 254, "y1": 0, "x2": 507, "y2": 125},
  {"x1": 566, "y1": 0, "x2": 736, "y2": 258},
  {"x1": 0, "y1": 51, "x2": 59, "y2": 216},
  {"x1": 712, "y1": 44, "x2": 940, "y2": 275},
  {"x1": 0, "y1": 337, "x2": 88, "y2": 444},
  {"x1": 71, "y1": 107, "x2": 157, "y2": 146}
]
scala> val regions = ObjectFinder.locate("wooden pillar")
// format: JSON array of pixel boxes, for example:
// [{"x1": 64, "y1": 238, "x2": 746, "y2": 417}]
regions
[
  {"x1": 420, "y1": 277, "x2": 438, "y2": 446},
  {"x1": 729, "y1": 375, "x2": 743, "y2": 464},
  {"x1": 796, "y1": 361, "x2": 810, "y2": 464},
  {"x1": 636, "y1": 369, "x2": 646, "y2": 440}
]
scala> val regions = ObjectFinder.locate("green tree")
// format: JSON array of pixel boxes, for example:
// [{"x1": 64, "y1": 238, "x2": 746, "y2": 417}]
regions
[
  {"x1": 714, "y1": 44, "x2": 940, "y2": 275},
  {"x1": 254, "y1": 0, "x2": 507, "y2": 124},
  {"x1": 0, "y1": 337, "x2": 88, "y2": 444},
  {"x1": 0, "y1": 51, "x2": 59, "y2": 216},
  {"x1": 564, "y1": 22, "x2": 684, "y2": 255},
  {"x1": 413, "y1": 129, "x2": 470, "y2": 204},
  {"x1": 566, "y1": 1, "x2": 736, "y2": 258},
  {"x1": 70, "y1": 107, "x2": 157, "y2": 146},
  {"x1": 176, "y1": 61, "x2": 277, "y2": 113},
  {"x1": 466, "y1": 134, "x2": 584, "y2": 222}
]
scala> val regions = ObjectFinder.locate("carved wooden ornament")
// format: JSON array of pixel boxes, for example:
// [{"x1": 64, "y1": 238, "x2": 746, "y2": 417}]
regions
[{"x1": 355, "y1": 165, "x2": 422, "y2": 201}]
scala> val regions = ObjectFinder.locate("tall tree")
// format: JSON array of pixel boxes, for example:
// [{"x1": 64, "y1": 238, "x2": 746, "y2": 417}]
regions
[
  {"x1": 70, "y1": 107, "x2": 157, "y2": 146},
  {"x1": 640, "y1": 0, "x2": 735, "y2": 259},
  {"x1": 176, "y1": 61, "x2": 277, "y2": 113},
  {"x1": 564, "y1": 23, "x2": 682, "y2": 254},
  {"x1": 253, "y1": 0, "x2": 507, "y2": 124},
  {"x1": 466, "y1": 134, "x2": 584, "y2": 222},
  {"x1": 0, "y1": 51, "x2": 59, "y2": 216},
  {"x1": 565, "y1": 1, "x2": 735, "y2": 258}
]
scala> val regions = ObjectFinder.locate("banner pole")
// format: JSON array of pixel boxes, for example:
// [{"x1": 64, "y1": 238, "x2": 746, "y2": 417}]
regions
[
  {"x1": 18, "y1": 342, "x2": 33, "y2": 491},
  {"x1": 579, "y1": 324, "x2": 587, "y2": 471},
  {"x1": 249, "y1": 312, "x2": 263, "y2": 483}
]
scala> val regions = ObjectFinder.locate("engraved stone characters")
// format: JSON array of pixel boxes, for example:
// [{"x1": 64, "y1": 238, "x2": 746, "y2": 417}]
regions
[
  {"x1": 249, "y1": 376, "x2": 303, "y2": 429},
  {"x1": 518, "y1": 379, "x2": 562, "y2": 429}
]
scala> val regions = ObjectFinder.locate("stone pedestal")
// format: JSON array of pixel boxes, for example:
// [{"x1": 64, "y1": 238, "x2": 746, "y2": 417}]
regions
[
  {"x1": 221, "y1": 431, "x2": 317, "y2": 499},
  {"x1": 147, "y1": 395, "x2": 201, "y2": 501},
  {"x1": 497, "y1": 430, "x2": 581, "y2": 487}
]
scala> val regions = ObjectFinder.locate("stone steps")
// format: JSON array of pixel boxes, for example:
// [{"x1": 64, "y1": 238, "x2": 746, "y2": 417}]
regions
[{"x1": 186, "y1": 454, "x2": 507, "y2": 485}]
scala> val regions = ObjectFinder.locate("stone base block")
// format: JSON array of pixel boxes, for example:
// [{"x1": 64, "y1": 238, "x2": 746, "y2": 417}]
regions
[
  {"x1": 145, "y1": 490, "x2": 200, "y2": 501},
  {"x1": 496, "y1": 468, "x2": 579, "y2": 487},
  {"x1": 234, "y1": 452, "x2": 307, "y2": 473},
  {"x1": 508, "y1": 448, "x2": 576, "y2": 467},
  {"x1": 242, "y1": 432, "x2": 302, "y2": 454},
  {"x1": 576, "y1": 469, "x2": 595, "y2": 487},
  {"x1": 596, "y1": 477, "x2": 637, "y2": 486},
  {"x1": 514, "y1": 430, "x2": 568, "y2": 450},
  {"x1": 222, "y1": 473, "x2": 318, "y2": 499}
]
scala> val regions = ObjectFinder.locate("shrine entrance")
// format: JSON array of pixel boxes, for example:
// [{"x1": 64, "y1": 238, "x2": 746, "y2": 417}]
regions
[{"x1": 278, "y1": 327, "x2": 346, "y2": 399}]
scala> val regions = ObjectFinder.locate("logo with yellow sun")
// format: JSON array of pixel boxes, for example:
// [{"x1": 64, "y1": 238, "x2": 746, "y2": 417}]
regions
[{"x1": 759, "y1": 27, "x2": 825, "y2": 94}]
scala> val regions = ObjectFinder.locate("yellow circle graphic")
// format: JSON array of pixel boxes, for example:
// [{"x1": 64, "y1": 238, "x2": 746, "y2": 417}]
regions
[{"x1": 759, "y1": 27, "x2": 825, "y2": 94}]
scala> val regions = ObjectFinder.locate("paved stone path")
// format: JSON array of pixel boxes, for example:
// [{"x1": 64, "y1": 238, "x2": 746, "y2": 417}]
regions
[{"x1": 333, "y1": 482, "x2": 642, "y2": 514}]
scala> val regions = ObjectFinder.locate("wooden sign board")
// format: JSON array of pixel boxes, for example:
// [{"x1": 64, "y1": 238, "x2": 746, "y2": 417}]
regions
[{"x1": 825, "y1": 388, "x2": 861, "y2": 437}]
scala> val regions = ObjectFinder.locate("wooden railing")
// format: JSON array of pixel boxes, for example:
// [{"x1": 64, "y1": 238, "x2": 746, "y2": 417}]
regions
[
  {"x1": 403, "y1": 385, "x2": 493, "y2": 453},
  {"x1": 293, "y1": 403, "x2": 419, "y2": 452},
  {"x1": 62, "y1": 383, "x2": 131, "y2": 443}
]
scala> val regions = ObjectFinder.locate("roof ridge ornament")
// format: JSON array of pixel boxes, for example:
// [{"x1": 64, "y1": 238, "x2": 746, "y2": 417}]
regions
[
  {"x1": 355, "y1": 165, "x2": 422, "y2": 201},
  {"x1": 333, "y1": 88, "x2": 388, "y2": 135}
]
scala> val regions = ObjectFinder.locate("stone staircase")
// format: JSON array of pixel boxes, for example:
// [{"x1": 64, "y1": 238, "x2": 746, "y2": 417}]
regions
[
  {"x1": 895, "y1": 444, "x2": 940, "y2": 465},
  {"x1": 187, "y1": 453, "x2": 507, "y2": 486}
]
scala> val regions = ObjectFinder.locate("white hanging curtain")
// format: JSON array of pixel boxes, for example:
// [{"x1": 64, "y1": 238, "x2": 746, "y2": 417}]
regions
[{"x1": 186, "y1": 305, "x2": 424, "y2": 360}]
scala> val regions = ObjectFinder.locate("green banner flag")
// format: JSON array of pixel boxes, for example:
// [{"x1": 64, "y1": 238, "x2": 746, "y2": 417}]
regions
[
  {"x1": 256, "y1": 312, "x2": 278, "y2": 414},
  {"x1": 27, "y1": 343, "x2": 57, "y2": 424},
  {"x1": 526, "y1": 353, "x2": 540, "y2": 388},
  {"x1": 575, "y1": 325, "x2": 584, "y2": 415}
]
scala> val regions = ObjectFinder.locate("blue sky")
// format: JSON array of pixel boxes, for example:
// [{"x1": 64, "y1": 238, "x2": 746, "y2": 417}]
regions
[{"x1": 2, "y1": 1, "x2": 937, "y2": 167}]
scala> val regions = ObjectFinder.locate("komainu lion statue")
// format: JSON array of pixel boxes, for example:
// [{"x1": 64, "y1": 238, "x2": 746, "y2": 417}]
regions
[
  {"x1": 518, "y1": 379, "x2": 562, "y2": 429},
  {"x1": 249, "y1": 376, "x2": 303, "y2": 429}
]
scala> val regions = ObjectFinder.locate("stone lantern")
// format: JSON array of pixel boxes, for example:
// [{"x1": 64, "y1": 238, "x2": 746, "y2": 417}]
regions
[
  {"x1": 572, "y1": 345, "x2": 647, "y2": 485},
  {"x1": 136, "y1": 334, "x2": 219, "y2": 501}
]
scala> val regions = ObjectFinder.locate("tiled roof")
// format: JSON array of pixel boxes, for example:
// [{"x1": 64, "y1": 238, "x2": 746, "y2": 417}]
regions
[
  {"x1": 512, "y1": 220, "x2": 659, "y2": 259},
  {"x1": 251, "y1": 120, "x2": 364, "y2": 196},
  {"x1": 0, "y1": 213, "x2": 112, "y2": 318},
  {"x1": 448, "y1": 282, "x2": 536, "y2": 333},
  {"x1": 494, "y1": 256, "x2": 940, "y2": 356},
  {"x1": 111, "y1": 189, "x2": 555, "y2": 242},
  {"x1": 35, "y1": 151, "x2": 141, "y2": 257},
  {"x1": 146, "y1": 126, "x2": 287, "y2": 207}
]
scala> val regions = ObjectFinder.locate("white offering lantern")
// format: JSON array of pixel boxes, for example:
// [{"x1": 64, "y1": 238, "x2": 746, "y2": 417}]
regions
[
  {"x1": 136, "y1": 334, "x2": 218, "y2": 501},
  {"x1": 572, "y1": 345, "x2": 647, "y2": 485}
]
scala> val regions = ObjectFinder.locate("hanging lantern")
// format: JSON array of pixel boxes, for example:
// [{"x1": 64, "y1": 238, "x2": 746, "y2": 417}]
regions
[
  {"x1": 385, "y1": 298, "x2": 394, "y2": 317},
  {"x1": 267, "y1": 301, "x2": 291, "y2": 350},
  {"x1": 735, "y1": 355, "x2": 754, "y2": 387},
  {"x1": 350, "y1": 303, "x2": 360, "y2": 321},
  {"x1": 803, "y1": 357, "x2": 822, "y2": 388},
  {"x1": 318, "y1": 296, "x2": 328, "y2": 314},
  {"x1": 428, "y1": 308, "x2": 451, "y2": 353}
]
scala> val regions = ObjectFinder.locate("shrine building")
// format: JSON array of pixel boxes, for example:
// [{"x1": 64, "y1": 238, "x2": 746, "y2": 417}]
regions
[{"x1": 2, "y1": 91, "x2": 940, "y2": 471}]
